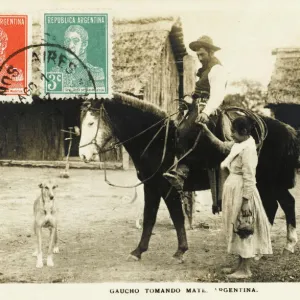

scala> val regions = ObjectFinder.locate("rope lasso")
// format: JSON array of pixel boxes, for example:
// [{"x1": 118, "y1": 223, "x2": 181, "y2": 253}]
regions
[{"x1": 223, "y1": 107, "x2": 268, "y2": 155}]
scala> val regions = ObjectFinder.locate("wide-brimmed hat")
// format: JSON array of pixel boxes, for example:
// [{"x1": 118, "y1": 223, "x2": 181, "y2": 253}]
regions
[{"x1": 189, "y1": 35, "x2": 221, "y2": 52}]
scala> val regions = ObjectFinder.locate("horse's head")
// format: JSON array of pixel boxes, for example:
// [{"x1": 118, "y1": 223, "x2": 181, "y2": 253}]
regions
[{"x1": 79, "y1": 100, "x2": 112, "y2": 162}]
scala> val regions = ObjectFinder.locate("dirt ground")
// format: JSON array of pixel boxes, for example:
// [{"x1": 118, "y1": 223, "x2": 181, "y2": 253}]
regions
[{"x1": 1, "y1": 166, "x2": 300, "y2": 283}]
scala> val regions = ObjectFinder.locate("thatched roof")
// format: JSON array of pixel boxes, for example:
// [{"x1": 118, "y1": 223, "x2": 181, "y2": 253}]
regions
[
  {"x1": 267, "y1": 48, "x2": 300, "y2": 105},
  {"x1": 113, "y1": 17, "x2": 187, "y2": 96}
]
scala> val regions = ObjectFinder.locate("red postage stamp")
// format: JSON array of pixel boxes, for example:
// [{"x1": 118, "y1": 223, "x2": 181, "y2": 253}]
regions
[{"x1": 0, "y1": 15, "x2": 28, "y2": 95}]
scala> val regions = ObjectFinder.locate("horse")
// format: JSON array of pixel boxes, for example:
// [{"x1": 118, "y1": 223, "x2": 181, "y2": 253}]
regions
[{"x1": 79, "y1": 92, "x2": 300, "y2": 262}]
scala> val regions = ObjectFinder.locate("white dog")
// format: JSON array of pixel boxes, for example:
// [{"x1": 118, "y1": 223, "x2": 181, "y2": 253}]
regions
[{"x1": 33, "y1": 181, "x2": 59, "y2": 268}]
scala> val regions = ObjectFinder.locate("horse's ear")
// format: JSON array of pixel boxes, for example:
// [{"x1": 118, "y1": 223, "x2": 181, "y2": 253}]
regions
[
  {"x1": 82, "y1": 100, "x2": 91, "y2": 110},
  {"x1": 93, "y1": 100, "x2": 102, "y2": 110}
]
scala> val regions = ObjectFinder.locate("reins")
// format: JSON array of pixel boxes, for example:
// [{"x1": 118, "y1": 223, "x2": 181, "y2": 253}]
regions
[
  {"x1": 103, "y1": 115, "x2": 171, "y2": 188},
  {"x1": 81, "y1": 102, "x2": 179, "y2": 188},
  {"x1": 80, "y1": 102, "x2": 268, "y2": 191}
]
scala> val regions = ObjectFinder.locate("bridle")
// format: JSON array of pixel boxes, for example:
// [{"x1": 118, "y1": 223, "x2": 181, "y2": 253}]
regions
[{"x1": 79, "y1": 103, "x2": 113, "y2": 152}]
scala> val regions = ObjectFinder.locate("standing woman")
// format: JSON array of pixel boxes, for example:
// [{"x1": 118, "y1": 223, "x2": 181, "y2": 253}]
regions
[{"x1": 199, "y1": 116, "x2": 272, "y2": 279}]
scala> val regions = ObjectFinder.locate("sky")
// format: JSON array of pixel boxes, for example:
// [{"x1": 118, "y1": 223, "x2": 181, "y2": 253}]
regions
[
  {"x1": 181, "y1": 5, "x2": 300, "y2": 90},
  {"x1": 111, "y1": 0, "x2": 300, "y2": 90},
  {"x1": 6, "y1": 0, "x2": 300, "y2": 91}
]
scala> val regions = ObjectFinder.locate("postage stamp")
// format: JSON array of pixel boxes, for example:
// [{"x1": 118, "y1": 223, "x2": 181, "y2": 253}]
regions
[
  {"x1": 43, "y1": 13, "x2": 111, "y2": 97},
  {"x1": 0, "y1": 15, "x2": 28, "y2": 96}
]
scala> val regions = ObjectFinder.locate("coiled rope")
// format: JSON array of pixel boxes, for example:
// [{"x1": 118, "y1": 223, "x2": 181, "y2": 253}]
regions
[{"x1": 223, "y1": 107, "x2": 268, "y2": 155}]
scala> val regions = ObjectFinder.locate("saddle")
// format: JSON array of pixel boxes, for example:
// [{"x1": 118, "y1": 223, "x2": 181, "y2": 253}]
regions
[
  {"x1": 182, "y1": 110, "x2": 233, "y2": 193},
  {"x1": 218, "y1": 110, "x2": 233, "y2": 142}
]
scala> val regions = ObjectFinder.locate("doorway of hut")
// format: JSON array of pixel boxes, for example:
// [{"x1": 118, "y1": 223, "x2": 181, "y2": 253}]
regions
[{"x1": 63, "y1": 101, "x2": 82, "y2": 158}]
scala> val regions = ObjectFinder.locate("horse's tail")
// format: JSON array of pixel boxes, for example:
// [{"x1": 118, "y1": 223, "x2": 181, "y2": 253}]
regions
[{"x1": 258, "y1": 116, "x2": 300, "y2": 189}]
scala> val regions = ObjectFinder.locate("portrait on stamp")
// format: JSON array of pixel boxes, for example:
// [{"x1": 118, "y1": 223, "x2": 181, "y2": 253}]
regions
[
  {"x1": 0, "y1": 15, "x2": 27, "y2": 95},
  {"x1": 44, "y1": 13, "x2": 108, "y2": 95}
]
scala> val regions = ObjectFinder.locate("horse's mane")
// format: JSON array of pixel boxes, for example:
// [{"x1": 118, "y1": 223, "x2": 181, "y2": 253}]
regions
[
  {"x1": 81, "y1": 92, "x2": 168, "y2": 121},
  {"x1": 110, "y1": 92, "x2": 168, "y2": 119}
]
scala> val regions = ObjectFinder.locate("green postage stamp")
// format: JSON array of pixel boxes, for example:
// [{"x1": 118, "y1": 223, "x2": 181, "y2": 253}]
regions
[{"x1": 44, "y1": 13, "x2": 111, "y2": 97}]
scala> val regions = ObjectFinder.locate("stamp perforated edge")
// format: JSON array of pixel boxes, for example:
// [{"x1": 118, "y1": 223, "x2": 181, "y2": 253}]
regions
[{"x1": 0, "y1": 14, "x2": 33, "y2": 104}]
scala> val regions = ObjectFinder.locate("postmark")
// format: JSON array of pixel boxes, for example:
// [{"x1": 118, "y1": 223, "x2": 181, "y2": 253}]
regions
[
  {"x1": 0, "y1": 11, "x2": 112, "y2": 102},
  {"x1": 0, "y1": 15, "x2": 29, "y2": 97},
  {"x1": 43, "y1": 13, "x2": 111, "y2": 97},
  {"x1": 0, "y1": 43, "x2": 98, "y2": 103}
]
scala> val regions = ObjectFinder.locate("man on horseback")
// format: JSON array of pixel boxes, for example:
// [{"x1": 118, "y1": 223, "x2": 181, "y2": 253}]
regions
[{"x1": 164, "y1": 35, "x2": 227, "y2": 212}]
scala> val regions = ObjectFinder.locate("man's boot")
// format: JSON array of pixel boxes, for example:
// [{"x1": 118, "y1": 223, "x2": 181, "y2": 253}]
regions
[{"x1": 163, "y1": 164, "x2": 189, "y2": 191}]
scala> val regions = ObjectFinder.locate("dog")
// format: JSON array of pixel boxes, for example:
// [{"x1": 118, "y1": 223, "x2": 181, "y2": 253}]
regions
[{"x1": 32, "y1": 180, "x2": 59, "y2": 268}]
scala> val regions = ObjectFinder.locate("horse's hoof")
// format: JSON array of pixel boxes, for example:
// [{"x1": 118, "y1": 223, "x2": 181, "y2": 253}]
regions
[
  {"x1": 172, "y1": 256, "x2": 184, "y2": 264},
  {"x1": 282, "y1": 248, "x2": 293, "y2": 256},
  {"x1": 172, "y1": 253, "x2": 185, "y2": 264},
  {"x1": 126, "y1": 254, "x2": 140, "y2": 262}
]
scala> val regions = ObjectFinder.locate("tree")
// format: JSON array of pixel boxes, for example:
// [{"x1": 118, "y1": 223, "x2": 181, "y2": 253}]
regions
[{"x1": 222, "y1": 79, "x2": 268, "y2": 113}]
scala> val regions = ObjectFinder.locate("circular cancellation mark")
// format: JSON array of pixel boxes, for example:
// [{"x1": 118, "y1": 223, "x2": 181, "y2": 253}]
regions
[{"x1": 0, "y1": 41, "x2": 98, "y2": 103}]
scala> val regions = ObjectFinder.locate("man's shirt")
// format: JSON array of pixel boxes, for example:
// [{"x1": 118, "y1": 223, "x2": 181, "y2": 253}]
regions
[{"x1": 202, "y1": 64, "x2": 227, "y2": 116}]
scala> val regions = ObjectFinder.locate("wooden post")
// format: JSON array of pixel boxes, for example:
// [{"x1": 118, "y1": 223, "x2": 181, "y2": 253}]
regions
[
  {"x1": 60, "y1": 127, "x2": 73, "y2": 178},
  {"x1": 122, "y1": 146, "x2": 130, "y2": 170},
  {"x1": 183, "y1": 55, "x2": 197, "y2": 95}
]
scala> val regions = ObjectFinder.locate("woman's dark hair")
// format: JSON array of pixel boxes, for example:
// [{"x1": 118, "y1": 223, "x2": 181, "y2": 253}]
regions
[{"x1": 232, "y1": 116, "x2": 254, "y2": 136}]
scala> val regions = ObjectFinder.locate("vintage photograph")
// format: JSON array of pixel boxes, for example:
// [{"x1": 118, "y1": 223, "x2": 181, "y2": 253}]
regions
[{"x1": 1, "y1": 0, "x2": 300, "y2": 298}]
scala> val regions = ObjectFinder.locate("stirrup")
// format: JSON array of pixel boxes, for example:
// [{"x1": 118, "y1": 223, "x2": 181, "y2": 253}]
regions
[
  {"x1": 164, "y1": 170, "x2": 177, "y2": 177},
  {"x1": 163, "y1": 172, "x2": 184, "y2": 191}
]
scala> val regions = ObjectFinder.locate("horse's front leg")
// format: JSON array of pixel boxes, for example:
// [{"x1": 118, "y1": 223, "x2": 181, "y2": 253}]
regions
[
  {"x1": 162, "y1": 182, "x2": 188, "y2": 263},
  {"x1": 128, "y1": 183, "x2": 161, "y2": 261}
]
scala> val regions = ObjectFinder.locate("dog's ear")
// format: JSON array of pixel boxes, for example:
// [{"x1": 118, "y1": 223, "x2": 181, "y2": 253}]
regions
[{"x1": 39, "y1": 183, "x2": 43, "y2": 188}]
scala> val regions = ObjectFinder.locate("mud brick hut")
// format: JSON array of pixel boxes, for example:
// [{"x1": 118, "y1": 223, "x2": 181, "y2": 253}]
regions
[
  {"x1": 267, "y1": 48, "x2": 300, "y2": 131},
  {"x1": 0, "y1": 17, "x2": 189, "y2": 168}
]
